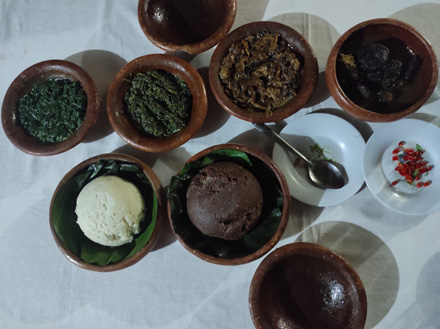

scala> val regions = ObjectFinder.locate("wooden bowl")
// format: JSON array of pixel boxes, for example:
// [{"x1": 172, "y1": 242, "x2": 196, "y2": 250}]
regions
[
  {"x1": 167, "y1": 143, "x2": 290, "y2": 265},
  {"x1": 107, "y1": 54, "x2": 207, "y2": 153},
  {"x1": 138, "y1": 0, "x2": 237, "y2": 54},
  {"x1": 1, "y1": 60, "x2": 99, "y2": 156},
  {"x1": 209, "y1": 21, "x2": 318, "y2": 123},
  {"x1": 326, "y1": 18, "x2": 438, "y2": 122},
  {"x1": 50, "y1": 153, "x2": 164, "y2": 272},
  {"x1": 249, "y1": 242, "x2": 368, "y2": 329}
]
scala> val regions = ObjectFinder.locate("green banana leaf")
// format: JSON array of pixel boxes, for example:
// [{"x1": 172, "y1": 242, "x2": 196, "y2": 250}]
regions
[
  {"x1": 51, "y1": 160, "x2": 158, "y2": 266},
  {"x1": 168, "y1": 149, "x2": 284, "y2": 259}
]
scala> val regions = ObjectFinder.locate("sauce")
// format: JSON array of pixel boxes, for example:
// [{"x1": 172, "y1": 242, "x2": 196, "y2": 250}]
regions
[{"x1": 337, "y1": 37, "x2": 421, "y2": 113}]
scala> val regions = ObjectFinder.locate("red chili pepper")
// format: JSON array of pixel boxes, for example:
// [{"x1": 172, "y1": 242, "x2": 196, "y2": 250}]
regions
[{"x1": 391, "y1": 141, "x2": 432, "y2": 189}]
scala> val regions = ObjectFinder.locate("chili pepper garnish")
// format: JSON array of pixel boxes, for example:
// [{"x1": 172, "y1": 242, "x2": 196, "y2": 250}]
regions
[{"x1": 391, "y1": 141, "x2": 433, "y2": 188}]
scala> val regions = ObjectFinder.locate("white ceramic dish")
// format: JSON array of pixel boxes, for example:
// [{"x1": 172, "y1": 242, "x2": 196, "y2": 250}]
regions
[
  {"x1": 272, "y1": 112, "x2": 366, "y2": 207},
  {"x1": 363, "y1": 118, "x2": 440, "y2": 215}
]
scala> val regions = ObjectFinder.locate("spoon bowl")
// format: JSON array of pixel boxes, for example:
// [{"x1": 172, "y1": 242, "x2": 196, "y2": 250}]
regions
[
  {"x1": 310, "y1": 160, "x2": 346, "y2": 189},
  {"x1": 253, "y1": 123, "x2": 346, "y2": 189}
]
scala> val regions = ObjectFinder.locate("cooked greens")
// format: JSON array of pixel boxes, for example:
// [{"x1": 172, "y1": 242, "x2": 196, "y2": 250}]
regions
[
  {"x1": 168, "y1": 149, "x2": 284, "y2": 259},
  {"x1": 51, "y1": 160, "x2": 158, "y2": 266},
  {"x1": 124, "y1": 70, "x2": 192, "y2": 137},
  {"x1": 18, "y1": 79, "x2": 87, "y2": 143}
]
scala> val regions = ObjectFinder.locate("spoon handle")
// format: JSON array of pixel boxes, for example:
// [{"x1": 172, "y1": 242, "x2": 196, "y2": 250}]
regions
[{"x1": 252, "y1": 123, "x2": 313, "y2": 167}]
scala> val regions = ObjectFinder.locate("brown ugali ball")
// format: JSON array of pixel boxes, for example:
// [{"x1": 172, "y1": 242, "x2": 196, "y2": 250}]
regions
[{"x1": 186, "y1": 162, "x2": 263, "y2": 240}]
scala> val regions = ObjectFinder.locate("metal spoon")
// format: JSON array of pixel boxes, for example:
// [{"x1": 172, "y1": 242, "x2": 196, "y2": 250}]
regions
[{"x1": 253, "y1": 123, "x2": 346, "y2": 189}]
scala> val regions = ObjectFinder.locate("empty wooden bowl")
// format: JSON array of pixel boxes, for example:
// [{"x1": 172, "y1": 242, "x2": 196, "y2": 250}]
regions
[
  {"x1": 50, "y1": 153, "x2": 164, "y2": 272},
  {"x1": 1, "y1": 60, "x2": 99, "y2": 156},
  {"x1": 326, "y1": 18, "x2": 438, "y2": 122},
  {"x1": 107, "y1": 54, "x2": 207, "y2": 153},
  {"x1": 209, "y1": 21, "x2": 318, "y2": 123},
  {"x1": 167, "y1": 143, "x2": 290, "y2": 265},
  {"x1": 138, "y1": 0, "x2": 237, "y2": 54},
  {"x1": 249, "y1": 242, "x2": 367, "y2": 329}
]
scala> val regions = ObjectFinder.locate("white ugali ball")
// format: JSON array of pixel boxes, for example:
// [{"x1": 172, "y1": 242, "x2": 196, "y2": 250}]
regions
[{"x1": 75, "y1": 175, "x2": 145, "y2": 247}]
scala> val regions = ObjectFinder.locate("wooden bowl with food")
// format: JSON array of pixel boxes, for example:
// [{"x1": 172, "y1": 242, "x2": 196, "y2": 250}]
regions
[
  {"x1": 1, "y1": 60, "x2": 100, "y2": 156},
  {"x1": 249, "y1": 242, "x2": 368, "y2": 329},
  {"x1": 326, "y1": 18, "x2": 438, "y2": 122},
  {"x1": 107, "y1": 54, "x2": 207, "y2": 153},
  {"x1": 50, "y1": 153, "x2": 164, "y2": 272},
  {"x1": 209, "y1": 21, "x2": 319, "y2": 123},
  {"x1": 167, "y1": 143, "x2": 290, "y2": 265},
  {"x1": 138, "y1": 0, "x2": 237, "y2": 54}
]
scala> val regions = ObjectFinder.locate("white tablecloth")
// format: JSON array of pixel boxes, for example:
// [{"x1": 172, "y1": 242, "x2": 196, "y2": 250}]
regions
[{"x1": 1, "y1": 1, "x2": 440, "y2": 328}]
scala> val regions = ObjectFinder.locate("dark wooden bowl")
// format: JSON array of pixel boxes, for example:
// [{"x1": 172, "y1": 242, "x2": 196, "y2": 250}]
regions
[
  {"x1": 50, "y1": 153, "x2": 164, "y2": 272},
  {"x1": 249, "y1": 242, "x2": 368, "y2": 329},
  {"x1": 326, "y1": 18, "x2": 438, "y2": 122},
  {"x1": 138, "y1": 0, "x2": 237, "y2": 54},
  {"x1": 167, "y1": 143, "x2": 290, "y2": 265},
  {"x1": 209, "y1": 21, "x2": 318, "y2": 123},
  {"x1": 1, "y1": 60, "x2": 99, "y2": 156},
  {"x1": 107, "y1": 54, "x2": 207, "y2": 153}
]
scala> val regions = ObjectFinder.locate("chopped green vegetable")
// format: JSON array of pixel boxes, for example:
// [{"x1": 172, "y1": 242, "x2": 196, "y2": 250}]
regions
[
  {"x1": 167, "y1": 149, "x2": 284, "y2": 259},
  {"x1": 310, "y1": 143, "x2": 325, "y2": 158},
  {"x1": 51, "y1": 160, "x2": 158, "y2": 266},
  {"x1": 309, "y1": 143, "x2": 335, "y2": 162},
  {"x1": 18, "y1": 79, "x2": 87, "y2": 143},
  {"x1": 124, "y1": 70, "x2": 192, "y2": 137}
]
